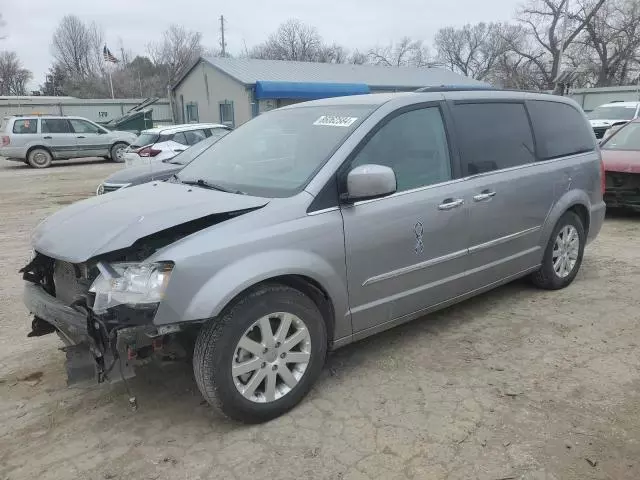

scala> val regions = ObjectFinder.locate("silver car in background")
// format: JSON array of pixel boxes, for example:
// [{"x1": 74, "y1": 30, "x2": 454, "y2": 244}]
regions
[
  {"x1": 0, "y1": 115, "x2": 136, "y2": 168},
  {"x1": 22, "y1": 90, "x2": 605, "y2": 422}
]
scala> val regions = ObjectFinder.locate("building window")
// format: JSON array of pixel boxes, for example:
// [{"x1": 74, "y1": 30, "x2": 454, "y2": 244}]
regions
[
  {"x1": 186, "y1": 102, "x2": 199, "y2": 123},
  {"x1": 219, "y1": 100, "x2": 234, "y2": 127}
]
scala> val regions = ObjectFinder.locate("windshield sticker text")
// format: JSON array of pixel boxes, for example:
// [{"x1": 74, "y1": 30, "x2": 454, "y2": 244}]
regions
[{"x1": 313, "y1": 116, "x2": 358, "y2": 127}]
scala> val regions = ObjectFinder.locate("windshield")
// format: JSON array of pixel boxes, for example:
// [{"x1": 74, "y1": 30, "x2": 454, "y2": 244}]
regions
[
  {"x1": 587, "y1": 105, "x2": 637, "y2": 121},
  {"x1": 131, "y1": 132, "x2": 159, "y2": 148},
  {"x1": 169, "y1": 129, "x2": 230, "y2": 165},
  {"x1": 178, "y1": 105, "x2": 375, "y2": 197},
  {"x1": 602, "y1": 122, "x2": 640, "y2": 151}
]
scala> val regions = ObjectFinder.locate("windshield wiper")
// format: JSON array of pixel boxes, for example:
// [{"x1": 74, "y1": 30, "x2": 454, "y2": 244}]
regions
[{"x1": 180, "y1": 178, "x2": 245, "y2": 195}]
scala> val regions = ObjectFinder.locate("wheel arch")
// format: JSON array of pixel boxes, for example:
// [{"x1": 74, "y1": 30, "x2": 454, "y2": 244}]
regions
[
  {"x1": 540, "y1": 189, "x2": 591, "y2": 252},
  {"x1": 26, "y1": 145, "x2": 53, "y2": 160}
]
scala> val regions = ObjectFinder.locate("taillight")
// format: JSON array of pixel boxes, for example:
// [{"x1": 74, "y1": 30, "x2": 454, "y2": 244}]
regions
[
  {"x1": 600, "y1": 158, "x2": 606, "y2": 196},
  {"x1": 1, "y1": 136, "x2": 10, "y2": 146},
  {"x1": 138, "y1": 146, "x2": 161, "y2": 157}
]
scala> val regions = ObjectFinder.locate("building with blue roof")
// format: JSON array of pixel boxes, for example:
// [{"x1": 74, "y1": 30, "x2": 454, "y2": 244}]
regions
[{"x1": 171, "y1": 57, "x2": 487, "y2": 127}]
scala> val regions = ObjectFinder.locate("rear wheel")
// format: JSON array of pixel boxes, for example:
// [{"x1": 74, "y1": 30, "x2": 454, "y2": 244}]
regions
[
  {"x1": 27, "y1": 148, "x2": 53, "y2": 168},
  {"x1": 531, "y1": 211, "x2": 585, "y2": 290},
  {"x1": 110, "y1": 143, "x2": 127, "y2": 163},
  {"x1": 193, "y1": 284, "x2": 327, "y2": 423}
]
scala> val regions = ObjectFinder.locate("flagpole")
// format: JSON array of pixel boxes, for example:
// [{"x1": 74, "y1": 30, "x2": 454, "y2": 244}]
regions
[{"x1": 108, "y1": 67, "x2": 115, "y2": 99}]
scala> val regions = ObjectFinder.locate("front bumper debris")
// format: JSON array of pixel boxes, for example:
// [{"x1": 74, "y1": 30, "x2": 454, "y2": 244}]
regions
[{"x1": 605, "y1": 172, "x2": 640, "y2": 211}]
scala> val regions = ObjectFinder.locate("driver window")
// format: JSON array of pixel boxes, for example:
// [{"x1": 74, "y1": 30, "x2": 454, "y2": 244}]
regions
[{"x1": 351, "y1": 107, "x2": 452, "y2": 192}]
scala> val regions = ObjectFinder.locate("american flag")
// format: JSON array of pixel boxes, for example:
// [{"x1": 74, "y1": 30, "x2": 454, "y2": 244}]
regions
[{"x1": 103, "y1": 45, "x2": 119, "y2": 63}]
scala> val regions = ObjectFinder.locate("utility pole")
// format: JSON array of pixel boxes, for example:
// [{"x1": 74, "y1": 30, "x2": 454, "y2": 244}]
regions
[{"x1": 220, "y1": 15, "x2": 227, "y2": 57}]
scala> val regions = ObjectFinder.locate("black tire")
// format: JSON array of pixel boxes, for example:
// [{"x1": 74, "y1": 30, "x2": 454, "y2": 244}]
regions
[
  {"x1": 193, "y1": 284, "x2": 327, "y2": 423},
  {"x1": 27, "y1": 148, "x2": 53, "y2": 168},
  {"x1": 531, "y1": 211, "x2": 585, "y2": 290},
  {"x1": 110, "y1": 142, "x2": 127, "y2": 163}
]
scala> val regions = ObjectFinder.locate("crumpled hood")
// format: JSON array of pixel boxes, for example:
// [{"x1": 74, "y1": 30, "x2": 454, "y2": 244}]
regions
[
  {"x1": 602, "y1": 149, "x2": 640, "y2": 174},
  {"x1": 33, "y1": 182, "x2": 269, "y2": 263},
  {"x1": 105, "y1": 162, "x2": 180, "y2": 185}
]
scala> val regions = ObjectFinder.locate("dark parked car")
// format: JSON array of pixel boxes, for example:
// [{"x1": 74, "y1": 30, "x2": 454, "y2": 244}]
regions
[
  {"x1": 96, "y1": 127, "x2": 231, "y2": 195},
  {"x1": 600, "y1": 119, "x2": 640, "y2": 211}
]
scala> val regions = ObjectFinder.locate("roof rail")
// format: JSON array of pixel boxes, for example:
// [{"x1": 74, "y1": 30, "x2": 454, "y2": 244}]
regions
[{"x1": 414, "y1": 85, "x2": 499, "y2": 93}]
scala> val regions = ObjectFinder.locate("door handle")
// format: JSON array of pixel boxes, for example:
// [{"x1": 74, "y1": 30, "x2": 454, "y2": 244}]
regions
[
  {"x1": 77, "y1": 136, "x2": 86, "y2": 139},
  {"x1": 43, "y1": 136, "x2": 52, "y2": 139},
  {"x1": 473, "y1": 190, "x2": 497, "y2": 202},
  {"x1": 438, "y1": 198, "x2": 464, "y2": 210}
]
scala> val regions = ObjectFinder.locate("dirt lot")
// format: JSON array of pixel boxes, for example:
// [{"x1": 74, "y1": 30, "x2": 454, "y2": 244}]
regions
[{"x1": 0, "y1": 157, "x2": 639, "y2": 480}]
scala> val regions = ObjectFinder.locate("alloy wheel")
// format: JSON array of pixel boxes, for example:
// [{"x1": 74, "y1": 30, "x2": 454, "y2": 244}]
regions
[{"x1": 552, "y1": 225, "x2": 580, "y2": 278}]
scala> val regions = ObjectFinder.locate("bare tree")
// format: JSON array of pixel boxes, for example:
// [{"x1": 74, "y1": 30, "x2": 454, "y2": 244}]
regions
[
  {"x1": 147, "y1": 25, "x2": 203, "y2": 83},
  {"x1": 572, "y1": 0, "x2": 640, "y2": 86},
  {"x1": 51, "y1": 15, "x2": 103, "y2": 79},
  {"x1": 250, "y1": 19, "x2": 325, "y2": 61},
  {"x1": 0, "y1": 51, "x2": 32, "y2": 95},
  {"x1": 510, "y1": 0, "x2": 607, "y2": 90},
  {"x1": 434, "y1": 23, "x2": 520, "y2": 80},
  {"x1": 367, "y1": 37, "x2": 432, "y2": 67}
]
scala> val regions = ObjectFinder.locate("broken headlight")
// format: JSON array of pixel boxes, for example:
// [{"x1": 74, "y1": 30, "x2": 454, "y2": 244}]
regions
[{"x1": 89, "y1": 262, "x2": 173, "y2": 313}]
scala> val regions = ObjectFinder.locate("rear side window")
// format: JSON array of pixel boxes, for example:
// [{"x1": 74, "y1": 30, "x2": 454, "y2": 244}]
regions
[
  {"x1": 527, "y1": 101, "x2": 595, "y2": 160},
  {"x1": 452, "y1": 102, "x2": 535, "y2": 175},
  {"x1": 12, "y1": 119, "x2": 38, "y2": 134},
  {"x1": 131, "y1": 133, "x2": 159, "y2": 148},
  {"x1": 173, "y1": 132, "x2": 189, "y2": 145},
  {"x1": 183, "y1": 129, "x2": 207, "y2": 145},
  {"x1": 42, "y1": 119, "x2": 72, "y2": 134}
]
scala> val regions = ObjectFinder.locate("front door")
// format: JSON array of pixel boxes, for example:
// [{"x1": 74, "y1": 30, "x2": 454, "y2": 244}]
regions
[
  {"x1": 449, "y1": 101, "x2": 556, "y2": 287},
  {"x1": 68, "y1": 119, "x2": 110, "y2": 157},
  {"x1": 41, "y1": 118, "x2": 77, "y2": 159},
  {"x1": 341, "y1": 105, "x2": 470, "y2": 334}
]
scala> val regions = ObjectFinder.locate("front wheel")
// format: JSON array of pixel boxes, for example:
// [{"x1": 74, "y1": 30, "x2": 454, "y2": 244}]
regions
[
  {"x1": 531, "y1": 211, "x2": 585, "y2": 290},
  {"x1": 193, "y1": 284, "x2": 327, "y2": 423},
  {"x1": 110, "y1": 143, "x2": 127, "y2": 163}
]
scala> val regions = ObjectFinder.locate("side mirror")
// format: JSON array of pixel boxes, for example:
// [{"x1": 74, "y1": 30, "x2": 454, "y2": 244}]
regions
[{"x1": 344, "y1": 164, "x2": 397, "y2": 202}]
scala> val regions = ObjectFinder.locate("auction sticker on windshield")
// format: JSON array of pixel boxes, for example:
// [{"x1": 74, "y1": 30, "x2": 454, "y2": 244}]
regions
[{"x1": 313, "y1": 116, "x2": 358, "y2": 127}]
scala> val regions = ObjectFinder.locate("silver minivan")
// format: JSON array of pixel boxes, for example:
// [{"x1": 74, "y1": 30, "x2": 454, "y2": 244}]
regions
[
  {"x1": 22, "y1": 90, "x2": 605, "y2": 422},
  {"x1": 0, "y1": 115, "x2": 136, "y2": 168}
]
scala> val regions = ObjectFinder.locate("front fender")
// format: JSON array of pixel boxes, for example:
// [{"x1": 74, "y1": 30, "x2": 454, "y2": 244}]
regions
[{"x1": 162, "y1": 249, "x2": 351, "y2": 340}]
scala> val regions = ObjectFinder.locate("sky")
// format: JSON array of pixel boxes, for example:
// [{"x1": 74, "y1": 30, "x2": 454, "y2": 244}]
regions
[{"x1": 2, "y1": 0, "x2": 520, "y2": 91}]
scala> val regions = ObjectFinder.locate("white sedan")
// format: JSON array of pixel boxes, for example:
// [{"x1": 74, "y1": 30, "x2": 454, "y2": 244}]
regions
[{"x1": 123, "y1": 123, "x2": 231, "y2": 168}]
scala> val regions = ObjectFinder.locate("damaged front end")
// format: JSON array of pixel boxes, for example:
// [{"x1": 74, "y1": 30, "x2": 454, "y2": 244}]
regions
[
  {"x1": 605, "y1": 171, "x2": 640, "y2": 211},
  {"x1": 21, "y1": 252, "x2": 187, "y2": 387}
]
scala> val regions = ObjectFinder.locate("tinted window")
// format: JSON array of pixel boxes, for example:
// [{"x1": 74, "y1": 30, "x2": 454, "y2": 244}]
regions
[
  {"x1": 42, "y1": 119, "x2": 72, "y2": 134},
  {"x1": 12, "y1": 119, "x2": 37, "y2": 134},
  {"x1": 173, "y1": 132, "x2": 189, "y2": 145},
  {"x1": 528, "y1": 101, "x2": 596, "y2": 159},
  {"x1": 131, "y1": 133, "x2": 158, "y2": 148},
  {"x1": 69, "y1": 119, "x2": 103, "y2": 134},
  {"x1": 351, "y1": 107, "x2": 452, "y2": 191},
  {"x1": 453, "y1": 103, "x2": 535, "y2": 175},
  {"x1": 183, "y1": 129, "x2": 207, "y2": 145}
]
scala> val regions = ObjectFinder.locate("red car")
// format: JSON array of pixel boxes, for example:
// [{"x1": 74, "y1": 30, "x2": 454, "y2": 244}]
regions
[{"x1": 600, "y1": 119, "x2": 640, "y2": 211}]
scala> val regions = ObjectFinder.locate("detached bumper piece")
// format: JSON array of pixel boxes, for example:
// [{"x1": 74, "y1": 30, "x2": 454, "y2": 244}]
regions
[
  {"x1": 23, "y1": 281, "x2": 161, "y2": 386},
  {"x1": 605, "y1": 172, "x2": 640, "y2": 211}
]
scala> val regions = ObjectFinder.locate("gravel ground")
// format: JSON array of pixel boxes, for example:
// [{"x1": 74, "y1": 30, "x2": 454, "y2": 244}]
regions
[{"x1": 0, "y1": 157, "x2": 639, "y2": 480}]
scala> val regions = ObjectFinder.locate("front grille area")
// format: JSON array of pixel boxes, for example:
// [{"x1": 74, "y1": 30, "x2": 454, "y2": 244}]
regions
[
  {"x1": 101, "y1": 184, "x2": 124, "y2": 194},
  {"x1": 52, "y1": 261, "x2": 93, "y2": 305},
  {"x1": 593, "y1": 127, "x2": 608, "y2": 139}
]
